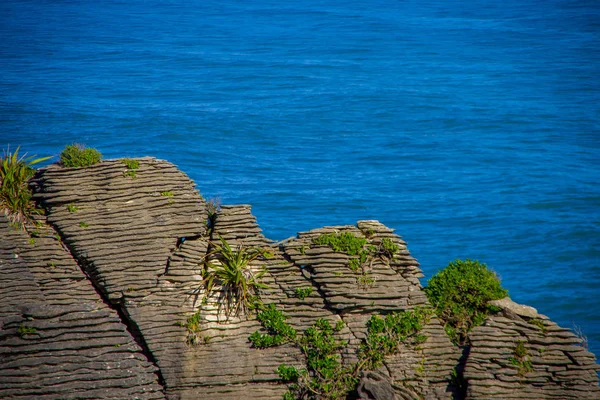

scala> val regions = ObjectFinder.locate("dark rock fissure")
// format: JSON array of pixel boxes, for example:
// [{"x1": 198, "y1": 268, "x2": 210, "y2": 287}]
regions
[{"x1": 46, "y1": 219, "x2": 167, "y2": 393}]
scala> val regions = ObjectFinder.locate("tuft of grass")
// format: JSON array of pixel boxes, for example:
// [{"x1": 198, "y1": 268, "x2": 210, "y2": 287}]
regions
[
  {"x1": 1, "y1": 146, "x2": 51, "y2": 229},
  {"x1": 160, "y1": 191, "x2": 174, "y2": 197},
  {"x1": 79, "y1": 221, "x2": 89, "y2": 228},
  {"x1": 122, "y1": 158, "x2": 140, "y2": 178},
  {"x1": 60, "y1": 144, "x2": 102, "y2": 168},
  {"x1": 67, "y1": 203, "x2": 79, "y2": 213},
  {"x1": 201, "y1": 236, "x2": 269, "y2": 318},
  {"x1": 424, "y1": 259, "x2": 508, "y2": 345}
]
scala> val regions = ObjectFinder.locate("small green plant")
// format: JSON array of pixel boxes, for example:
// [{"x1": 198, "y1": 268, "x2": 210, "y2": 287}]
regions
[
  {"x1": 184, "y1": 310, "x2": 205, "y2": 345},
  {"x1": 424, "y1": 259, "x2": 508, "y2": 345},
  {"x1": 379, "y1": 237, "x2": 399, "y2": 258},
  {"x1": 79, "y1": 221, "x2": 89, "y2": 228},
  {"x1": 46, "y1": 261, "x2": 56, "y2": 268},
  {"x1": 160, "y1": 191, "x2": 174, "y2": 197},
  {"x1": 348, "y1": 257, "x2": 361, "y2": 272},
  {"x1": 299, "y1": 245, "x2": 307, "y2": 255},
  {"x1": 28, "y1": 238, "x2": 35, "y2": 245},
  {"x1": 17, "y1": 325, "x2": 37, "y2": 338},
  {"x1": 201, "y1": 236, "x2": 268, "y2": 318},
  {"x1": 67, "y1": 203, "x2": 79, "y2": 213},
  {"x1": 509, "y1": 340, "x2": 533, "y2": 376},
  {"x1": 528, "y1": 318, "x2": 547, "y2": 335},
  {"x1": 294, "y1": 287, "x2": 313, "y2": 300},
  {"x1": 1, "y1": 146, "x2": 51, "y2": 229},
  {"x1": 356, "y1": 272, "x2": 375, "y2": 288},
  {"x1": 122, "y1": 158, "x2": 140, "y2": 178},
  {"x1": 59, "y1": 144, "x2": 102, "y2": 168}
]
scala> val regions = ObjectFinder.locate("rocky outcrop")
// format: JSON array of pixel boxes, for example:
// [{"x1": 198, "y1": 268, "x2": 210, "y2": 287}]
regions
[{"x1": 0, "y1": 157, "x2": 598, "y2": 399}]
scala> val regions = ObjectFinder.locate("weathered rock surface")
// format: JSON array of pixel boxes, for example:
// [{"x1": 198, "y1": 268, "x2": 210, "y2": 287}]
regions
[{"x1": 0, "y1": 157, "x2": 597, "y2": 399}]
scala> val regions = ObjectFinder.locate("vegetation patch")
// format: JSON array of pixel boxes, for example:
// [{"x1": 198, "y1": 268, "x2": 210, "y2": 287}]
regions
[
  {"x1": 121, "y1": 158, "x2": 140, "y2": 178},
  {"x1": 249, "y1": 304, "x2": 297, "y2": 348},
  {"x1": 358, "y1": 306, "x2": 432, "y2": 370},
  {"x1": 59, "y1": 144, "x2": 102, "y2": 168},
  {"x1": 294, "y1": 287, "x2": 313, "y2": 300},
  {"x1": 1, "y1": 146, "x2": 51, "y2": 229},
  {"x1": 528, "y1": 318, "x2": 547, "y2": 335},
  {"x1": 424, "y1": 259, "x2": 508, "y2": 345},
  {"x1": 312, "y1": 232, "x2": 367, "y2": 256},
  {"x1": 67, "y1": 203, "x2": 79, "y2": 213},
  {"x1": 79, "y1": 221, "x2": 89, "y2": 228},
  {"x1": 200, "y1": 236, "x2": 268, "y2": 318},
  {"x1": 17, "y1": 325, "x2": 37, "y2": 338},
  {"x1": 509, "y1": 340, "x2": 533, "y2": 376},
  {"x1": 160, "y1": 191, "x2": 174, "y2": 197},
  {"x1": 250, "y1": 305, "x2": 431, "y2": 399}
]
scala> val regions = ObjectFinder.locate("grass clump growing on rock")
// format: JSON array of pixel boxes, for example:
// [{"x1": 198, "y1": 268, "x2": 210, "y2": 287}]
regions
[
  {"x1": 424, "y1": 259, "x2": 508, "y2": 345},
  {"x1": 201, "y1": 236, "x2": 268, "y2": 318},
  {"x1": 1, "y1": 146, "x2": 51, "y2": 228},
  {"x1": 60, "y1": 144, "x2": 102, "y2": 167}
]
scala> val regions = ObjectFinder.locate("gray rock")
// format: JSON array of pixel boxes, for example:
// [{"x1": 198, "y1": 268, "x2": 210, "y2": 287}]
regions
[{"x1": 356, "y1": 371, "x2": 398, "y2": 400}]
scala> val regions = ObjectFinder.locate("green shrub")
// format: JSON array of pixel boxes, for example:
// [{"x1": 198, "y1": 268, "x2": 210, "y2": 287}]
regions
[
  {"x1": 0, "y1": 146, "x2": 51, "y2": 228},
  {"x1": 424, "y1": 259, "x2": 508, "y2": 345},
  {"x1": 59, "y1": 144, "x2": 102, "y2": 167},
  {"x1": 250, "y1": 304, "x2": 430, "y2": 400},
  {"x1": 249, "y1": 304, "x2": 296, "y2": 348},
  {"x1": 358, "y1": 307, "x2": 432, "y2": 370},
  {"x1": 201, "y1": 236, "x2": 269, "y2": 318}
]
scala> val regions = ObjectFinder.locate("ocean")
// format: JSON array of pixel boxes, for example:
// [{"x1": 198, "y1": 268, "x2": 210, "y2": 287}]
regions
[{"x1": 1, "y1": 0, "x2": 599, "y2": 357}]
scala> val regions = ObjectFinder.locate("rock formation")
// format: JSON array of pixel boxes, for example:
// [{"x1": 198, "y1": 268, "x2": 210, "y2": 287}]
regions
[{"x1": 0, "y1": 157, "x2": 598, "y2": 399}]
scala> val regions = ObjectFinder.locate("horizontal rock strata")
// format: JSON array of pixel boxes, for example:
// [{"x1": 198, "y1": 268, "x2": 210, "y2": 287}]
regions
[{"x1": 1, "y1": 157, "x2": 597, "y2": 399}]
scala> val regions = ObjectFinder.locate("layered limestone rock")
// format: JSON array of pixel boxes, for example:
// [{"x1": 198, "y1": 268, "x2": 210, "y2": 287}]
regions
[
  {"x1": 0, "y1": 157, "x2": 598, "y2": 399},
  {"x1": 0, "y1": 215, "x2": 165, "y2": 399}
]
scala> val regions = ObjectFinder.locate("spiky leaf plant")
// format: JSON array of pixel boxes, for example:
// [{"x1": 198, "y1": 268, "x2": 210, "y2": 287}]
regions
[
  {"x1": 201, "y1": 236, "x2": 268, "y2": 318},
  {"x1": 0, "y1": 146, "x2": 51, "y2": 229}
]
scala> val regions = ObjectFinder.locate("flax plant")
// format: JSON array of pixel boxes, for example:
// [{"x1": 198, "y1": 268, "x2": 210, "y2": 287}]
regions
[
  {"x1": 0, "y1": 146, "x2": 51, "y2": 229},
  {"x1": 201, "y1": 236, "x2": 268, "y2": 318}
]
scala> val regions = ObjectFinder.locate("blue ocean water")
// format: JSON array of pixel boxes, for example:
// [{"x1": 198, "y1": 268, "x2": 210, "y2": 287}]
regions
[{"x1": 1, "y1": 0, "x2": 599, "y2": 357}]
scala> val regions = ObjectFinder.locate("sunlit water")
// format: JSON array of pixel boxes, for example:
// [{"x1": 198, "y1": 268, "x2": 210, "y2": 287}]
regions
[{"x1": 2, "y1": 0, "x2": 599, "y2": 356}]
